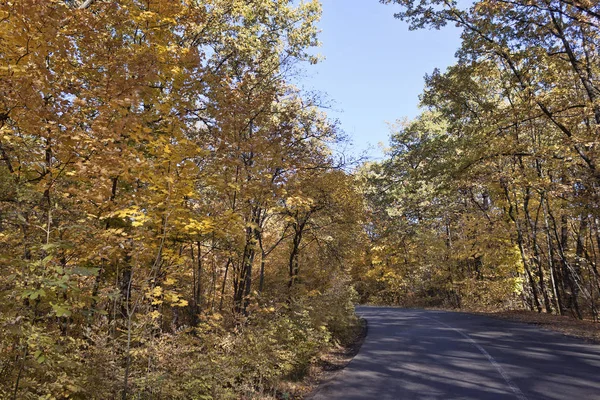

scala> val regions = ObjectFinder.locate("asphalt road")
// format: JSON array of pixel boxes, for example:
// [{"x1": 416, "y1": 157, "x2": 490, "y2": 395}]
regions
[{"x1": 311, "y1": 307, "x2": 600, "y2": 400}]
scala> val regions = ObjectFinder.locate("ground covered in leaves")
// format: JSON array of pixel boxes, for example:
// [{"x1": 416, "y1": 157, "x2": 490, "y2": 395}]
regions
[{"x1": 482, "y1": 310, "x2": 600, "y2": 344}]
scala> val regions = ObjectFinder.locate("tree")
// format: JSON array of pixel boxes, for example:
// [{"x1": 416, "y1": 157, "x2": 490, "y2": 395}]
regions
[
  {"x1": 361, "y1": 0, "x2": 600, "y2": 318},
  {"x1": 0, "y1": 1, "x2": 363, "y2": 398}
]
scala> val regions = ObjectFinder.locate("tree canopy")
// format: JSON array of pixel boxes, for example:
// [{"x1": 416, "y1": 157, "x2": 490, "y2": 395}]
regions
[{"x1": 357, "y1": 0, "x2": 600, "y2": 317}]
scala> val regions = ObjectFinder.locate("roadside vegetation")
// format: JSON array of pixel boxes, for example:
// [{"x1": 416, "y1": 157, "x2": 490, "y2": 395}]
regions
[
  {"x1": 356, "y1": 0, "x2": 600, "y2": 322},
  {"x1": 0, "y1": 1, "x2": 362, "y2": 398}
]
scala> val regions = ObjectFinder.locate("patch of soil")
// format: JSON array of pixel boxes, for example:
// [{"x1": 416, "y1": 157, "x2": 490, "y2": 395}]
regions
[
  {"x1": 481, "y1": 309, "x2": 600, "y2": 344},
  {"x1": 275, "y1": 318, "x2": 368, "y2": 399}
]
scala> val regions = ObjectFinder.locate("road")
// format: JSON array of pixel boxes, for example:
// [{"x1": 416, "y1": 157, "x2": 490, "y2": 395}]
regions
[{"x1": 311, "y1": 307, "x2": 600, "y2": 400}]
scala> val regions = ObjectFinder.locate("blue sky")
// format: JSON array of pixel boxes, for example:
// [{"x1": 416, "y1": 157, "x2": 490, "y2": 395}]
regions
[{"x1": 299, "y1": 0, "x2": 463, "y2": 160}]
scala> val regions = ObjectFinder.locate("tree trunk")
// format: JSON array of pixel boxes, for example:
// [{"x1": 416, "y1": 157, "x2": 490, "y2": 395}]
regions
[
  {"x1": 502, "y1": 183, "x2": 542, "y2": 312},
  {"x1": 218, "y1": 259, "x2": 231, "y2": 311},
  {"x1": 543, "y1": 196, "x2": 563, "y2": 314}
]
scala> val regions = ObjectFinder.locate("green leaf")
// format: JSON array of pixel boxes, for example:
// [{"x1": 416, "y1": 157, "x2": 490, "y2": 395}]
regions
[
  {"x1": 24, "y1": 289, "x2": 46, "y2": 300},
  {"x1": 72, "y1": 267, "x2": 100, "y2": 277},
  {"x1": 41, "y1": 254, "x2": 54, "y2": 265},
  {"x1": 41, "y1": 243, "x2": 58, "y2": 251},
  {"x1": 33, "y1": 350, "x2": 46, "y2": 364},
  {"x1": 51, "y1": 303, "x2": 72, "y2": 318}
]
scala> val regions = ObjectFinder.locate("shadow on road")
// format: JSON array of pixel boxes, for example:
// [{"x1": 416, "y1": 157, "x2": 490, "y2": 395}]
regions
[{"x1": 311, "y1": 307, "x2": 600, "y2": 400}]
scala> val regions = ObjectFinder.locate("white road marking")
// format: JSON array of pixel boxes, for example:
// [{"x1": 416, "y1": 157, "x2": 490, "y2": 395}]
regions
[{"x1": 424, "y1": 316, "x2": 529, "y2": 400}]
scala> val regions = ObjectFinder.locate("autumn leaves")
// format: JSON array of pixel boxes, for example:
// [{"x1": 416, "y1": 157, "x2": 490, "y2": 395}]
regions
[
  {"x1": 0, "y1": 1, "x2": 363, "y2": 398},
  {"x1": 360, "y1": 0, "x2": 600, "y2": 313}
]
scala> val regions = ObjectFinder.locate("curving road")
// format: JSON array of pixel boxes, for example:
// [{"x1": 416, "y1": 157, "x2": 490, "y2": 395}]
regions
[{"x1": 310, "y1": 307, "x2": 600, "y2": 400}]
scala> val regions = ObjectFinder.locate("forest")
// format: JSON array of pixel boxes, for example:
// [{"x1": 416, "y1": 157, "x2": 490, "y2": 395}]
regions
[{"x1": 1, "y1": 0, "x2": 599, "y2": 398}]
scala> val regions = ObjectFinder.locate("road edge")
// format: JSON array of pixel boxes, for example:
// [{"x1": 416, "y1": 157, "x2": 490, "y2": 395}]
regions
[{"x1": 303, "y1": 317, "x2": 368, "y2": 399}]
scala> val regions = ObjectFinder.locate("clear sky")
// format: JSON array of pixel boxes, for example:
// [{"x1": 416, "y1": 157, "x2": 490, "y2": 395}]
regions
[{"x1": 299, "y1": 0, "x2": 463, "y2": 160}]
